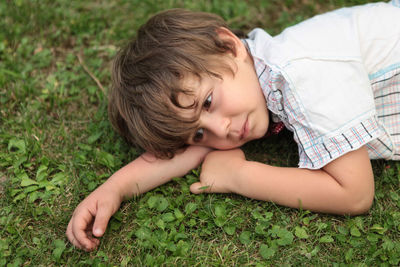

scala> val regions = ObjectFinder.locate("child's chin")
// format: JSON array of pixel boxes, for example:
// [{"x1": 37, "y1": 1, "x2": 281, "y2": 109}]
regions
[{"x1": 214, "y1": 144, "x2": 242, "y2": 150}]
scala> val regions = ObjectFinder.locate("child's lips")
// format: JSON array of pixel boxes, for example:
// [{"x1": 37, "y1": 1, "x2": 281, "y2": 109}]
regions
[{"x1": 240, "y1": 118, "x2": 249, "y2": 140}]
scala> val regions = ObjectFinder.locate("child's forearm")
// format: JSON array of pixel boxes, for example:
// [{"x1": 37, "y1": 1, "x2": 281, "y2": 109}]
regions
[
  {"x1": 233, "y1": 164, "x2": 348, "y2": 213},
  {"x1": 232, "y1": 148, "x2": 374, "y2": 215},
  {"x1": 105, "y1": 145, "x2": 212, "y2": 199}
]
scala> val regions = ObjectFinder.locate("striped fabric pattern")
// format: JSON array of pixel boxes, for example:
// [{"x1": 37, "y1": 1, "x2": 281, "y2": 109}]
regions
[{"x1": 367, "y1": 65, "x2": 400, "y2": 160}]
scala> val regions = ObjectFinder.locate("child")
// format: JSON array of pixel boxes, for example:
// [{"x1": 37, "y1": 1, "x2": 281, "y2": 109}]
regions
[{"x1": 67, "y1": 1, "x2": 400, "y2": 251}]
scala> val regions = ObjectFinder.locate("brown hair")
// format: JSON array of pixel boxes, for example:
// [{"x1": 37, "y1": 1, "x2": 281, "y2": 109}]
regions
[{"x1": 109, "y1": 8, "x2": 237, "y2": 158}]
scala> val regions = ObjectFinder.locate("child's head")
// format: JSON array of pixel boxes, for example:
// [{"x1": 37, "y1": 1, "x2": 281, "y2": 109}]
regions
[
  {"x1": 109, "y1": 9, "x2": 237, "y2": 158},
  {"x1": 109, "y1": 9, "x2": 269, "y2": 158}
]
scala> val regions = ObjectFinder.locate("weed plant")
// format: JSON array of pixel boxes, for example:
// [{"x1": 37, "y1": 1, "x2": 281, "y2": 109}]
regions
[{"x1": 1, "y1": 0, "x2": 399, "y2": 265}]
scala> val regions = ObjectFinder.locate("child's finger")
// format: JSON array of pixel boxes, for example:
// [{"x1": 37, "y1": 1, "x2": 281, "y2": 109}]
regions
[
  {"x1": 86, "y1": 229, "x2": 100, "y2": 247},
  {"x1": 67, "y1": 218, "x2": 99, "y2": 251},
  {"x1": 190, "y1": 182, "x2": 210, "y2": 194},
  {"x1": 71, "y1": 210, "x2": 98, "y2": 251},
  {"x1": 66, "y1": 220, "x2": 84, "y2": 250},
  {"x1": 92, "y1": 202, "x2": 113, "y2": 237}
]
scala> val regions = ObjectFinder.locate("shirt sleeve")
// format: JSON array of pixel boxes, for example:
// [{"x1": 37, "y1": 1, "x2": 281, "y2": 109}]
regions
[
  {"x1": 264, "y1": 2, "x2": 394, "y2": 169},
  {"x1": 278, "y1": 58, "x2": 385, "y2": 169}
]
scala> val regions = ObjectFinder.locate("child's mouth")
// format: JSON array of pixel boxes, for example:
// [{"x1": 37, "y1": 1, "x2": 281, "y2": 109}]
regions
[{"x1": 240, "y1": 117, "x2": 249, "y2": 140}]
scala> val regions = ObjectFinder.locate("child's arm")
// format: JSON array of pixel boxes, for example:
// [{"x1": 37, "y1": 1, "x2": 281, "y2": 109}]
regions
[
  {"x1": 66, "y1": 145, "x2": 212, "y2": 251},
  {"x1": 191, "y1": 146, "x2": 374, "y2": 215}
]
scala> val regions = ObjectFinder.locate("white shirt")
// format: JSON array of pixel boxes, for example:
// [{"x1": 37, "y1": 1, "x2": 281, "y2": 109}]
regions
[{"x1": 245, "y1": 1, "x2": 400, "y2": 169}]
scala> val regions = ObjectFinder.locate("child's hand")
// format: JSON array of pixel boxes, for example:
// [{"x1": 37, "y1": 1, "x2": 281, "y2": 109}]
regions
[
  {"x1": 66, "y1": 182, "x2": 123, "y2": 251},
  {"x1": 190, "y1": 149, "x2": 246, "y2": 194}
]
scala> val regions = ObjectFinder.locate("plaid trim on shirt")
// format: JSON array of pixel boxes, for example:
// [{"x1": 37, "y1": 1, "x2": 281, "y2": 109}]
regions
[{"x1": 367, "y1": 65, "x2": 400, "y2": 160}]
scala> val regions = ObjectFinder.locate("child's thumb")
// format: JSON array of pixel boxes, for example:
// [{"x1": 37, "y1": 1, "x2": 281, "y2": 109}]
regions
[
  {"x1": 190, "y1": 182, "x2": 208, "y2": 194},
  {"x1": 92, "y1": 204, "x2": 113, "y2": 237}
]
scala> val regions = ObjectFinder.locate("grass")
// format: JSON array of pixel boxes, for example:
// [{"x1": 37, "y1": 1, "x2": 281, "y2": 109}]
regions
[{"x1": 1, "y1": 0, "x2": 399, "y2": 265}]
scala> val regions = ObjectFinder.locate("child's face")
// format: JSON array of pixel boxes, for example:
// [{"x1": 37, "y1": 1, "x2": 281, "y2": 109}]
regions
[{"x1": 181, "y1": 50, "x2": 270, "y2": 150}]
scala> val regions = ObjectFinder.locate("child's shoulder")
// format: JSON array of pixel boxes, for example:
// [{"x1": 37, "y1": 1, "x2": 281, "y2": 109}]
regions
[{"x1": 263, "y1": 2, "x2": 399, "y2": 65}]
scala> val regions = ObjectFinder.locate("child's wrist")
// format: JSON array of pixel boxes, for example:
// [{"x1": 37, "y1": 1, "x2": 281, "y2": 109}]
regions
[
  {"x1": 103, "y1": 176, "x2": 128, "y2": 201},
  {"x1": 228, "y1": 160, "x2": 250, "y2": 194}
]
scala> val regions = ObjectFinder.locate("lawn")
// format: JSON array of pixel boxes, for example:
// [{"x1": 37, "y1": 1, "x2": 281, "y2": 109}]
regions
[{"x1": 1, "y1": 0, "x2": 399, "y2": 265}]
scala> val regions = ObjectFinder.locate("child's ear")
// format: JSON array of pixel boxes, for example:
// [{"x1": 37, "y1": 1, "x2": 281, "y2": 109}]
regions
[{"x1": 215, "y1": 27, "x2": 247, "y2": 60}]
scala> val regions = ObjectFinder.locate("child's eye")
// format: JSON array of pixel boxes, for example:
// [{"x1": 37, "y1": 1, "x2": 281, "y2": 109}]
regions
[
  {"x1": 203, "y1": 93, "x2": 212, "y2": 110},
  {"x1": 193, "y1": 128, "x2": 204, "y2": 142}
]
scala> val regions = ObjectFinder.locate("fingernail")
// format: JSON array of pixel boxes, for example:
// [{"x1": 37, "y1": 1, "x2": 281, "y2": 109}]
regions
[{"x1": 94, "y1": 228, "x2": 103, "y2": 236}]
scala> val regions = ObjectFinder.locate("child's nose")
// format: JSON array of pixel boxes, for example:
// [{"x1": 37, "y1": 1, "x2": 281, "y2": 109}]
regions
[{"x1": 205, "y1": 115, "x2": 230, "y2": 139}]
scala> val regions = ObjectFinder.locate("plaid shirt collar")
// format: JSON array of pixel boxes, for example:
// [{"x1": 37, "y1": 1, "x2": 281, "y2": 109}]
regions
[{"x1": 243, "y1": 37, "x2": 286, "y2": 136}]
